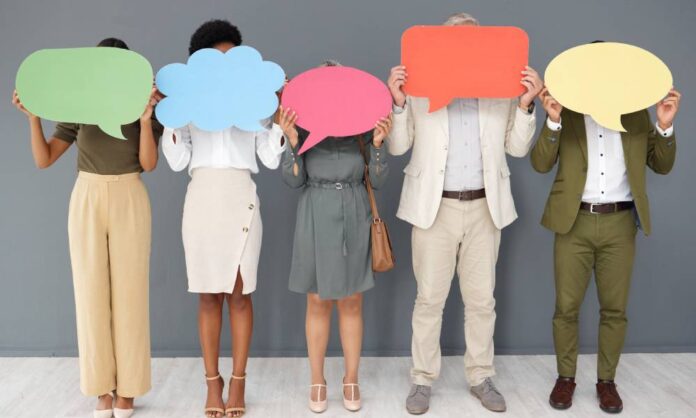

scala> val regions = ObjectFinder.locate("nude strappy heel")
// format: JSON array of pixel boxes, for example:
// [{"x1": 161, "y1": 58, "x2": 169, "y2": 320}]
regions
[
  {"x1": 225, "y1": 374, "x2": 246, "y2": 417},
  {"x1": 309, "y1": 382, "x2": 328, "y2": 413},
  {"x1": 342, "y1": 381, "x2": 361, "y2": 412},
  {"x1": 94, "y1": 392, "x2": 114, "y2": 418},
  {"x1": 204, "y1": 374, "x2": 225, "y2": 418}
]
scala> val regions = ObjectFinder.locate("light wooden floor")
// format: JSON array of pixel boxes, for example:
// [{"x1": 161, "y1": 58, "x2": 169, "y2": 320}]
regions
[{"x1": 1, "y1": 354, "x2": 695, "y2": 417}]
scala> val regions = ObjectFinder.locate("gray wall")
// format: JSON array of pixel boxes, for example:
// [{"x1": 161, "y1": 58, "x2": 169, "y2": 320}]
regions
[{"x1": 1, "y1": 0, "x2": 694, "y2": 357}]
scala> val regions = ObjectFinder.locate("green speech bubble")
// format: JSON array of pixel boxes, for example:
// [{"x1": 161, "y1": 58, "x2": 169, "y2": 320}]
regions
[{"x1": 16, "y1": 47, "x2": 153, "y2": 139}]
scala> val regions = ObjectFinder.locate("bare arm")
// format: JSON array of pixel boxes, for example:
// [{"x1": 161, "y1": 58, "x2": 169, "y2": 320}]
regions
[
  {"x1": 138, "y1": 88, "x2": 163, "y2": 172},
  {"x1": 13, "y1": 90, "x2": 71, "y2": 168}
]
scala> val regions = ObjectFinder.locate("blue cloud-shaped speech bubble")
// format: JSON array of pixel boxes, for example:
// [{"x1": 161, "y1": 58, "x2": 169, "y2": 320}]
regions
[{"x1": 155, "y1": 46, "x2": 285, "y2": 132}]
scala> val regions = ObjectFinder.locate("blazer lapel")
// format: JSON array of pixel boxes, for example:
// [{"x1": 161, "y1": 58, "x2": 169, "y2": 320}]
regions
[
  {"x1": 620, "y1": 114, "x2": 632, "y2": 165},
  {"x1": 569, "y1": 111, "x2": 588, "y2": 163}
]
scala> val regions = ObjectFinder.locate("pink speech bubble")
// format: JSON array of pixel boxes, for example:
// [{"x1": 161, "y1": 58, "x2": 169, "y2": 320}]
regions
[{"x1": 281, "y1": 66, "x2": 392, "y2": 154}]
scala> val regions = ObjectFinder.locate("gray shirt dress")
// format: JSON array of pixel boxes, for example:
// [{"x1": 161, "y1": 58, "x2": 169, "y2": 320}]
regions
[{"x1": 282, "y1": 129, "x2": 389, "y2": 300}]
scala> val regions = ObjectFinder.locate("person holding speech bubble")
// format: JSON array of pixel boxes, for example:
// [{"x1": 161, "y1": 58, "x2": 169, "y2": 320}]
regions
[
  {"x1": 387, "y1": 12, "x2": 542, "y2": 415},
  {"x1": 532, "y1": 54, "x2": 681, "y2": 413},
  {"x1": 12, "y1": 37, "x2": 163, "y2": 418},
  {"x1": 160, "y1": 20, "x2": 286, "y2": 418},
  {"x1": 278, "y1": 60, "x2": 392, "y2": 414}
]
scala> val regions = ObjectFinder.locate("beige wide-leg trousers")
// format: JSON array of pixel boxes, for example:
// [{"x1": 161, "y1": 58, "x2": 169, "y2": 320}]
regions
[
  {"x1": 68, "y1": 172, "x2": 151, "y2": 397},
  {"x1": 410, "y1": 198, "x2": 501, "y2": 386}
]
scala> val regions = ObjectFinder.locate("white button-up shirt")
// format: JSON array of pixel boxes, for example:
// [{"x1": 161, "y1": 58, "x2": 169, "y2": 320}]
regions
[
  {"x1": 444, "y1": 98, "x2": 483, "y2": 191},
  {"x1": 162, "y1": 120, "x2": 286, "y2": 175},
  {"x1": 393, "y1": 99, "x2": 484, "y2": 191},
  {"x1": 546, "y1": 117, "x2": 673, "y2": 203}
]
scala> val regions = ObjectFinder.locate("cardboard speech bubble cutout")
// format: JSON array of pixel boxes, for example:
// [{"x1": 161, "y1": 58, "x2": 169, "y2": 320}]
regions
[
  {"x1": 544, "y1": 42, "x2": 672, "y2": 132},
  {"x1": 16, "y1": 47, "x2": 152, "y2": 139},
  {"x1": 280, "y1": 66, "x2": 392, "y2": 154},
  {"x1": 401, "y1": 25, "x2": 529, "y2": 112},
  {"x1": 155, "y1": 46, "x2": 285, "y2": 132}
]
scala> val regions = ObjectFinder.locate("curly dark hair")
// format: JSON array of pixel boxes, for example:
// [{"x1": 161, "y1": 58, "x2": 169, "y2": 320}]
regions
[
  {"x1": 97, "y1": 37, "x2": 129, "y2": 50},
  {"x1": 189, "y1": 19, "x2": 242, "y2": 55}
]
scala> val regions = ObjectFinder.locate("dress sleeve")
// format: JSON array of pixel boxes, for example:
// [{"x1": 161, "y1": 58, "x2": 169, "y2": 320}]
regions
[{"x1": 281, "y1": 128, "x2": 308, "y2": 188}]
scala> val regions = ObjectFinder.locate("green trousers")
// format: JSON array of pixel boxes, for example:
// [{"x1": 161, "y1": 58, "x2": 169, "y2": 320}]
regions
[{"x1": 553, "y1": 209, "x2": 637, "y2": 380}]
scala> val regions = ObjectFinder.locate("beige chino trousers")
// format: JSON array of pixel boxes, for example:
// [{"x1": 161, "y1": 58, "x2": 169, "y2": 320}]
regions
[
  {"x1": 410, "y1": 198, "x2": 501, "y2": 386},
  {"x1": 68, "y1": 172, "x2": 151, "y2": 397}
]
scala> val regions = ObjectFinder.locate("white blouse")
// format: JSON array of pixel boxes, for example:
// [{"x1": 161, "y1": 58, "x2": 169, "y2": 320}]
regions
[{"x1": 162, "y1": 120, "x2": 286, "y2": 175}]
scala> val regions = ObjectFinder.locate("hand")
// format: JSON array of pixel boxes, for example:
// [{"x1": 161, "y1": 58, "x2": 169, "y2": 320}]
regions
[
  {"x1": 12, "y1": 89, "x2": 36, "y2": 119},
  {"x1": 140, "y1": 87, "x2": 163, "y2": 121},
  {"x1": 387, "y1": 65, "x2": 407, "y2": 108},
  {"x1": 372, "y1": 115, "x2": 393, "y2": 148},
  {"x1": 519, "y1": 66, "x2": 543, "y2": 110},
  {"x1": 277, "y1": 105, "x2": 299, "y2": 148},
  {"x1": 656, "y1": 88, "x2": 681, "y2": 130},
  {"x1": 539, "y1": 87, "x2": 563, "y2": 123}
]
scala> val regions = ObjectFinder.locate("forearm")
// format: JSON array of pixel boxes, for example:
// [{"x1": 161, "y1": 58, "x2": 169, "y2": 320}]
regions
[
  {"x1": 647, "y1": 129, "x2": 676, "y2": 174},
  {"x1": 138, "y1": 119, "x2": 159, "y2": 171},
  {"x1": 281, "y1": 141, "x2": 307, "y2": 188},
  {"x1": 28, "y1": 117, "x2": 52, "y2": 168}
]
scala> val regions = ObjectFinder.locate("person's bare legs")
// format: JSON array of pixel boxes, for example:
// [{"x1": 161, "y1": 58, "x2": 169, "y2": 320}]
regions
[
  {"x1": 307, "y1": 293, "x2": 333, "y2": 402},
  {"x1": 200, "y1": 293, "x2": 225, "y2": 418},
  {"x1": 337, "y1": 292, "x2": 363, "y2": 401},
  {"x1": 226, "y1": 272, "x2": 252, "y2": 417}
]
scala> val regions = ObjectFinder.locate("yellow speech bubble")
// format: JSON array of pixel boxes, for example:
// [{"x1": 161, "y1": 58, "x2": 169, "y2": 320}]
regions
[{"x1": 544, "y1": 42, "x2": 672, "y2": 132}]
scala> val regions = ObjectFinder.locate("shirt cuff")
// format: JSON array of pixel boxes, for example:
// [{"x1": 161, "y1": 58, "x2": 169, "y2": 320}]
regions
[
  {"x1": 655, "y1": 122, "x2": 674, "y2": 138},
  {"x1": 370, "y1": 142, "x2": 387, "y2": 164},
  {"x1": 546, "y1": 118, "x2": 562, "y2": 131},
  {"x1": 392, "y1": 103, "x2": 405, "y2": 114},
  {"x1": 268, "y1": 124, "x2": 287, "y2": 154},
  {"x1": 161, "y1": 127, "x2": 182, "y2": 151}
]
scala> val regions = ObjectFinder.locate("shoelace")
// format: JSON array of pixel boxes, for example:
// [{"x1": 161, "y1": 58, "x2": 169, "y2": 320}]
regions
[
  {"x1": 555, "y1": 380, "x2": 575, "y2": 396},
  {"x1": 481, "y1": 379, "x2": 501, "y2": 396},
  {"x1": 410, "y1": 386, "x2": 428, "y2": 399}
]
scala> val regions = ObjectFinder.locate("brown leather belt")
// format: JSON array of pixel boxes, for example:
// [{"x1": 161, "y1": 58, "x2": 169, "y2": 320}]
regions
[
  {"x1": 442, "y1": 188, "x2": 486, "y2": 201},
  {"x1": 580, "y1": 201, "x2": 634, "y2": 214}
]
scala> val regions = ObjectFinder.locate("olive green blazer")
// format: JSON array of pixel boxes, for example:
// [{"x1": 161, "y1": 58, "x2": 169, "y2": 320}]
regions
[{"x1": 530, "y1": 109, "x2": 676, "y2": 235}]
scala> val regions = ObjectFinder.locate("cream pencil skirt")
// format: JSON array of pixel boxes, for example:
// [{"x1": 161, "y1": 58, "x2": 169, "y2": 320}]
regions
[
  {"x1": 182, "y1": 167, "x2": 262, "y2": 294},
  {"x1": 68, "y1": 171, "x2": 151, "y2": 397}
]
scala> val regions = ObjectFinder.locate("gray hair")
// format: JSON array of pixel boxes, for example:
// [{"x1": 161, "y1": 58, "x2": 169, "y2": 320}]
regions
[
  {"x1": 443, "y1": 12, "x2": 480, "y2": 26},
  {"x1": 319, "y1": 59, "x2": 341, "y2": 67}
]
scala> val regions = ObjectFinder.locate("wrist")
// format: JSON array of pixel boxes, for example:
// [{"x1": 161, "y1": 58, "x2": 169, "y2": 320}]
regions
[
  {"x1": 548, "y1": 115, "x2": 561, "y2": 123},
  {"x1": 139, "y1": 116, "x2": 152, "y2": 124},
  {"x1": 658, "y1": 120, "x2": 672, "y2": 131},
  {"x1": 393, "y1": 96, "x2": 406, "y2": 108}
]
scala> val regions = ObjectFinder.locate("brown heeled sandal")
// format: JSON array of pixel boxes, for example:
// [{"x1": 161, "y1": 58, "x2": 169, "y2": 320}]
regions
[
  {"x1": 225, "y1": 374, "x2": 247, "y2": 417},
  {"x1": 204, "y1": 374, "x2": 225, "y2": 418}
]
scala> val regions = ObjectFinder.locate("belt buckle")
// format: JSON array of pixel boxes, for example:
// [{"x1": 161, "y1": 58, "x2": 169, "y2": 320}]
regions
[
  {"x1": 335, "y1": 182, "x2": 343, "y2": 190},
  {"x1": 458, "y1": 191, "x2": 468, "y2": 200},
  {"x1": 590, "y1": 203, "x2": 599, "y2": 214}
]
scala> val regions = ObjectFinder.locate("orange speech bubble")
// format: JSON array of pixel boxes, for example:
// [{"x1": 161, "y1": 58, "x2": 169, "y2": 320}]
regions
[{"x1": 401, "y1": 26, "x2": 529, "y2": 112}]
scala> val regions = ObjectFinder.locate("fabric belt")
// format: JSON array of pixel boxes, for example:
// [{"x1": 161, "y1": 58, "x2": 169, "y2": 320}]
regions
[
  {"x1": 442, "y1": 188, "x2": 486, "y2": 201},
  {"x1": 307, "y1": 180, "x2": 364, "y2": 190},
  {"x1": 580, "y1": 201, "x2": 635, "y2": 214}
]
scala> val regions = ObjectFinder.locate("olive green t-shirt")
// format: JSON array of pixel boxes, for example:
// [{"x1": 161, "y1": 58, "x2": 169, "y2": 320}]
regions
[{"x1": 53, "y1": 119, "x2": 163, "y2": 175}]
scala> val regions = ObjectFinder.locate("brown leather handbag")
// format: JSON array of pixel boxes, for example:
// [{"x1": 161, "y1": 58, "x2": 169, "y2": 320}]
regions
[{"x1": 358, "y1": 137, "x2": 395, "y2": 272}]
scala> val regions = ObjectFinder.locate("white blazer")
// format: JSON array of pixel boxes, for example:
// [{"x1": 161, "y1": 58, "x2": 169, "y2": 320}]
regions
[{"x1": 387, "y1": 96, "x2": 536, "y2": 230}]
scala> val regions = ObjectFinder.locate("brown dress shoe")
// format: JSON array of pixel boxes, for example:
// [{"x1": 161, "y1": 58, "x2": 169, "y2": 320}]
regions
[
  {"x1": 597, "y1": 380, "x2": 623, "y2": 413},
  {"x1": 549, "y1": 377, "x2": 576, "y2": 410}
]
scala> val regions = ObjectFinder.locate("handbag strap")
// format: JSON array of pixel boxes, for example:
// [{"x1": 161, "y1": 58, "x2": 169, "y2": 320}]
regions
[{"x1": 357, "y1": 135, "x2": 381, "y2": 220}]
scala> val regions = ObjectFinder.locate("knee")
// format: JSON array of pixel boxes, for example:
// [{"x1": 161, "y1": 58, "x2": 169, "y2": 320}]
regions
[
  {"x1": 599, "y1": 306, "x2": 627, "y2": 321},
  {"x1": 307, "y1": 294, "x2": 333, "y2": 316},
  {"x1": 337, "y1": 294, "x2": 362, "y2": 316},
  {"x1": 200, "y1": 294, "x2": 223, "y2": 311},
  {"x1": 414, "y1": 291, "x2": 447, "y2": 314},
  {"x1": 554, "y1": 303, "x2": 581, "y2": 321},
  {"x1": 464, "y1": 293, "x2": 496, "y2": 314},
  {"x1": 227, "y1": 292, "x2": 251, "y2": 311}
]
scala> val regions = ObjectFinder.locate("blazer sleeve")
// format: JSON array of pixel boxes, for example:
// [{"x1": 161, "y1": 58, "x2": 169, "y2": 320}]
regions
[
  {"x1": 504, "y1": 101, "x2": 537, "y2": 157},
  {"x1": 386, "y1": 96, "x2": 415, "y2": 156},
  {"x1": 646, "y1": 112, "x2": 677, "y2": 175},
  {"x1": 530, "y1": 116, "x2": 562, "y2": 173}
]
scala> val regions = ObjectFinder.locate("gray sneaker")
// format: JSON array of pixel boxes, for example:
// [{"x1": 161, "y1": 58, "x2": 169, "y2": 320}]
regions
[
  {"x1": 470, "y1": 378, "x2": 507, "y2": 412},
  {"x1": 406, "y1": 384, "x2": 431, "y2": 415}
]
